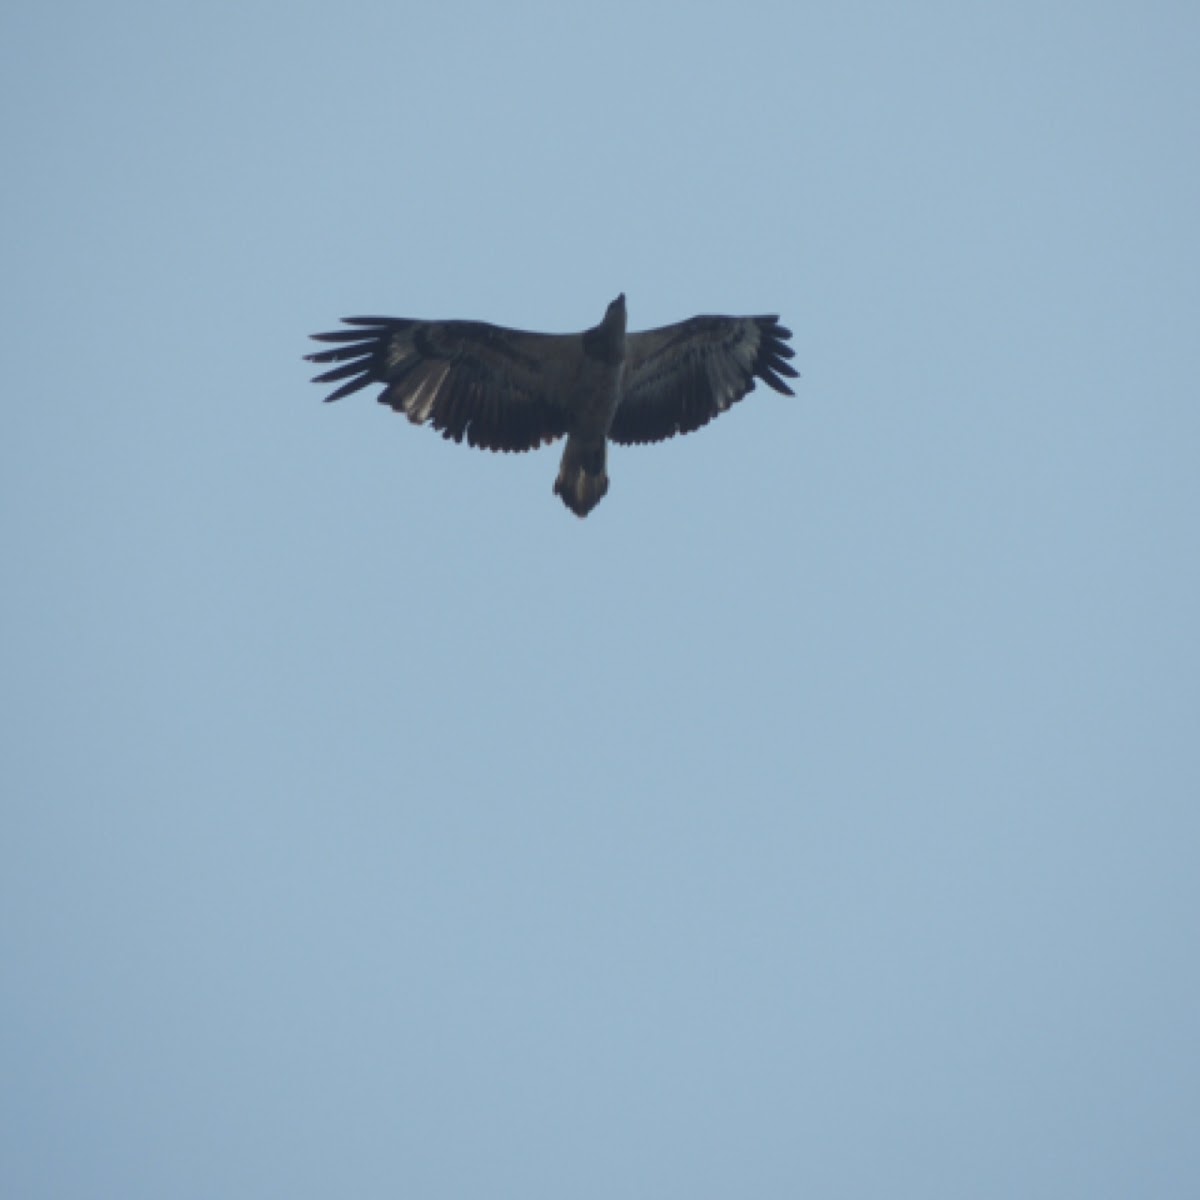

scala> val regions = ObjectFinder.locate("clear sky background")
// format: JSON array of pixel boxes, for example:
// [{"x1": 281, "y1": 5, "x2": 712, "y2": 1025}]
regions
[{"x1": 3, "y1": 2, "x2": 1198, "y2": 1196}]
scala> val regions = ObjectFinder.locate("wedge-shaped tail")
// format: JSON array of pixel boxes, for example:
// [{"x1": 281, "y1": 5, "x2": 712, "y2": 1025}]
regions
[{"x1": 553, "y1": 437, "x2": 609, "y2": 518}]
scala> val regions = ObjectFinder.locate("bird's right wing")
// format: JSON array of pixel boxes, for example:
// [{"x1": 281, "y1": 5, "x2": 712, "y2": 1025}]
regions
[{"x1": 307, "y1": 317, "x2": 577, "y2": 453}]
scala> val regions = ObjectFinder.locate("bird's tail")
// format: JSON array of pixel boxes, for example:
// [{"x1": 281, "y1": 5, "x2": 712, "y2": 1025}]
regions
[{"x1": 554, "y1": 437, "x2": 609, "y2": 518}]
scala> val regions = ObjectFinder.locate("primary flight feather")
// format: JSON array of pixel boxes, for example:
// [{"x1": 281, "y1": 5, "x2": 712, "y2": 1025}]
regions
[{"x1": 306, "y1": 294, "x2": 797, "y2": 517}]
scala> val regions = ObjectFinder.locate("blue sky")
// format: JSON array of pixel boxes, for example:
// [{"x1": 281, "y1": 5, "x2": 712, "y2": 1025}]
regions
[{"x1": 3, "y1": 2, "x2": 1198, "y2": 1196}]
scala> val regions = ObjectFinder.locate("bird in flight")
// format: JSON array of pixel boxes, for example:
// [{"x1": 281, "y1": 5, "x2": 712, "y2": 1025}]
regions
[{"x1": 306, "y1": 294, "x2": 797, "y2": 517}]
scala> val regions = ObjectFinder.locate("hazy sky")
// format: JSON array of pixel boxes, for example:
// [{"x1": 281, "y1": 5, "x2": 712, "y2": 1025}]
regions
[{"x1": 3, "y1": 2, "x2": 1198, "y2": 1197}]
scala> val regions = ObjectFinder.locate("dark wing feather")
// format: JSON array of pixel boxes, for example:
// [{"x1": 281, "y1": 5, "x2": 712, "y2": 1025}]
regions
[
  {"x1": 609, "y1": 315, "x2": 798, "y2": 446},
  {"x1": 306, "y1": 317, "x2": 575, "y2": 453}
]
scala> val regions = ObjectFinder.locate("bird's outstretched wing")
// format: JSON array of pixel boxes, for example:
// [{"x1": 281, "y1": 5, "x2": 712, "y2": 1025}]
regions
[
  {"x1": 609, "y1": 315, "x2": 798, "y2": 446},
  {"x1": 307, "y1": 318, "x2": 575, "y2": 452}
]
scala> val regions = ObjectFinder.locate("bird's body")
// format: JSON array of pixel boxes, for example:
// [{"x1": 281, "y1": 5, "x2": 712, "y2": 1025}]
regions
[{"x1": 307, "y1": 294, "x2": 796, "y2": 517}]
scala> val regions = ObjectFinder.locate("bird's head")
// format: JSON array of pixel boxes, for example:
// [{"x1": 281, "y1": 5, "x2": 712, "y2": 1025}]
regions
[
  {"x1": 583, "y1": 293, "x2": 627, "y2": 364},
  {"x1": 605, "y1": 293, "x2": 627, "y2": 331}
]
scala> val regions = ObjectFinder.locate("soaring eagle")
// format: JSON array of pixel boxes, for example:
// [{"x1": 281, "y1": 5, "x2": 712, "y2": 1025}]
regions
[{"x1": 307, "y1": 294, "x2": 797, "y2": 517}]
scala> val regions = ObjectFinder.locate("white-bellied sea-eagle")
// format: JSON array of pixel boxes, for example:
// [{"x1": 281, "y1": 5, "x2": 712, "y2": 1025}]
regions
[{"x1": 307, "y1": 294, "x2": 797, "y2": 517}]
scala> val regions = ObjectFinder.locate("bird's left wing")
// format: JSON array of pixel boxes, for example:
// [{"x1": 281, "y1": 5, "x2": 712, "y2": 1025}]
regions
[
  {"x1": 609, "y1": 315, "x2": 797, "y2": 445},
  {"x1": 307, "y1": 317, "x2": 576, "y2": 452}
]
